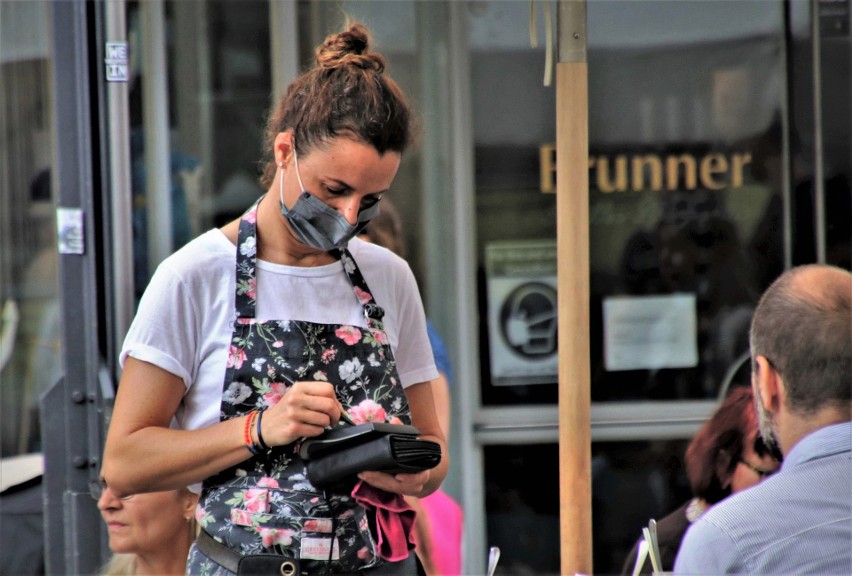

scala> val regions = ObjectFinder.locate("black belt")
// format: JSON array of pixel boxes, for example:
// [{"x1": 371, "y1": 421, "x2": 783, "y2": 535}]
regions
[
  {"x1": 197, "y1": 529, "x2": 299, "y2": 576},
  {"x1": 196, "y1": 528, "x2": 416, "y2": 576}
]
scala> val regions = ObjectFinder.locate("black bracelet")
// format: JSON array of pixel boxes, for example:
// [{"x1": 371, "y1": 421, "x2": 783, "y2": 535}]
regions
[{"x1": 255, "y1": 407, "x2": 271, "y2": 451}]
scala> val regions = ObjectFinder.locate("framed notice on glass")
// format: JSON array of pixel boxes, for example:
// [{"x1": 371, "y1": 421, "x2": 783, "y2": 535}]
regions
[
  {"x1": 485, "y1": 240, "x2": 558, "y2": 386},
  {"x1": 603, "y1": 294, "x2": 698, "y2": 371}
]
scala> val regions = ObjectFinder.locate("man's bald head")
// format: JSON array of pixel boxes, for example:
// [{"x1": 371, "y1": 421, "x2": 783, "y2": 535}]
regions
[{"x1": 750, "y1": 264, "x2": 851, "y2": 416}]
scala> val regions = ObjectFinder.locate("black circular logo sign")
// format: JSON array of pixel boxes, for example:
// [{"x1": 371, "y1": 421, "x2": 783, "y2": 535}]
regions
[{"x1": 499, "y1": 282, "x2": 558, "y2": 358}]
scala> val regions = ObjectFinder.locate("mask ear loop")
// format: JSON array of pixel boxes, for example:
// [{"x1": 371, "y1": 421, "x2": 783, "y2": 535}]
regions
[
  {"x1": 293, "y1": 146, "x2": 307, "y2": 191},
  {"x1": 278, "y1": 161, "x2": 286, "y2": 207}
]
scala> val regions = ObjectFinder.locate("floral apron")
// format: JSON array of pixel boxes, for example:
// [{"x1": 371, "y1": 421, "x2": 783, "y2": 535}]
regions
[{"x1": 187, "y1": 203, "x2": 413, "y2": 575}]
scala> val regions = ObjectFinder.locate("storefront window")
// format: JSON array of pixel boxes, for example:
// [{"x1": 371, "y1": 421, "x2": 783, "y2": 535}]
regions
[
  {"x1": 129, "y1": 0, "x2": 273, "y2": 297},
  {"x1": 0, "y1": 1, "x2": 57, "y2": 456},
  {"x1": 469, "y1": 1, "x2": 558, "y2": 406},
  {"x1": 483, "y1": 440, "x2": 691, "y2": 574},
  {"x1": 586, "y1": 1, "x2": 785, "y2": 403},
  {"x1": 474, "y1": 1, "x2": 788, "y2": 406}
]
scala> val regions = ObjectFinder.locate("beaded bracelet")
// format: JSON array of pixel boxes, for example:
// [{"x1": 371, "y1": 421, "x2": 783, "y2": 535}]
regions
[
  {"x1": 243, "y1": 410, "x2": 259, "y2": 455},
  {"x1": 255, "y1": 407, "x2": 271, "y2": 451}
]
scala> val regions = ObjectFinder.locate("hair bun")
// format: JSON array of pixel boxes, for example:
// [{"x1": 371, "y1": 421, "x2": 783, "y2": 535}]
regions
[{"x1": 316, "y1": 23, "x2": 385, "y2": 73}]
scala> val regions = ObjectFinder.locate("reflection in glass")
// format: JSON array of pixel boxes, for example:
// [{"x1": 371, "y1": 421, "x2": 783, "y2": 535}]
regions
[
  {"x1": 483, "y1": 441, "x2": 691, "y2": 575},
  {"x1": 0, "y1": 1, "x2": 58, "y2": 456},
  {"x1": 128, "y1": 1, "x2": 271, "y2": 298},
  {"x1": 585, "y1": 2, "x2": 786, "y2": 403}
]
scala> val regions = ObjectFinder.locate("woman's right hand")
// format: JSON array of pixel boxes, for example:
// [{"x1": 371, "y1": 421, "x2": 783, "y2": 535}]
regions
[{"x1": 260, "y1": 380, "x2": 343, "y2": 447}]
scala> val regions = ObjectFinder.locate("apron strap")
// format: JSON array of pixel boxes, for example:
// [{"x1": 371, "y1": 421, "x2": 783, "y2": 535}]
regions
[
  {"x1": 234, "y1": 200, "x2": 261, "y2": 319},
  {"x1": 337, "y1": 248, "x2": 386, "y2": 332}
]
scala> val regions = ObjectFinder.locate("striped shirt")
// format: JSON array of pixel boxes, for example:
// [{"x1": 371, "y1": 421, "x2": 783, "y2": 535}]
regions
[{"x1": 674, "y1": 421, "x2": 852, "y2": 575}]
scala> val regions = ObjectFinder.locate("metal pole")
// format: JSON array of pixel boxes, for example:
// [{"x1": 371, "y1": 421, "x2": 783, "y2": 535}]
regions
[
  {"x1": 105, "y1": 0, "x2": 134, "y2": 373},
  {"x1": 140, "y1": 0, "x2": 173, "y2": 273},
  {"x1": 556, "y1": 1, "x2": 592, "y2": 574},
  {"x1": 810, "y1": 0, "x2": 826, "y2": 262},
  {"x1": 46, "y1": 1, "x2": 110, "y2": 572}
]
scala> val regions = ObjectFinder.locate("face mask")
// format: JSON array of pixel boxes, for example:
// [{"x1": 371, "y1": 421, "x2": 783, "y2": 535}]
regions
[{"x1": 279, "y1": 147, "x2": 381, "y2": 250}]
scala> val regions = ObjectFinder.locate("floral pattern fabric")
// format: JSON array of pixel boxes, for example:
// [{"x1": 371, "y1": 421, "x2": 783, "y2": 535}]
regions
[{"x1": 187, "y1": 201, "x2": 412, "y2": 575}]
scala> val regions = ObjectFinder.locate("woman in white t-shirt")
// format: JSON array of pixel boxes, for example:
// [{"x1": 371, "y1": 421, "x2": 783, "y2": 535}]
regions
[{"x1": 102, "y1": 23, "x2": 447, "y2": 576}]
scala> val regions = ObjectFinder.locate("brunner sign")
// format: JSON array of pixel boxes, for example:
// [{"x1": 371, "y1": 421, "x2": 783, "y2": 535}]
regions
[{"x1": 539, "y1": 143, "x2": 753, "y2": 193}]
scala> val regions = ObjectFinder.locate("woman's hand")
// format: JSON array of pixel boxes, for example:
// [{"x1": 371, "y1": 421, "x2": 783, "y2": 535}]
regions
[
  {"x1": 260, "y1": 380, "x2": 342, "y2": 447},
  {"x1": 356, "y1": 470, "x2": 431, "y2": 497},
  {"x1": 349, "y1": 381, "x2": 450, "y2": 498}
]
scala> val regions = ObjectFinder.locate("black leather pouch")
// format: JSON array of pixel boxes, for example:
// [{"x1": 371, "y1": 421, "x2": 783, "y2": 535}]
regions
[
  {"x1": 299, "y1": 423, "x2": 441, "y2": 490},
  {"x1": 238, "y1": 554, "x2": 299, "y2": 576}
]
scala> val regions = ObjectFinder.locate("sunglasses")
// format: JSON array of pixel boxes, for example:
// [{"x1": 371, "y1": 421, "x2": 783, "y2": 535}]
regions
[{"x1": 738, "y1": 458, "x2": 775, "y2": 479}]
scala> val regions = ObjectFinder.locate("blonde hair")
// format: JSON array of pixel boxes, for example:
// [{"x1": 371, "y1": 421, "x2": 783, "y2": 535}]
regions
[{"x1": 100, "y1": 554, "x2": 136, "y2": 576}]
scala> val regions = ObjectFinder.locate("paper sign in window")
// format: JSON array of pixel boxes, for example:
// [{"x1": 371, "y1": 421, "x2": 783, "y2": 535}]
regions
[{"x1": 603, "y1": 294, "x2": 698, "y2": 371}]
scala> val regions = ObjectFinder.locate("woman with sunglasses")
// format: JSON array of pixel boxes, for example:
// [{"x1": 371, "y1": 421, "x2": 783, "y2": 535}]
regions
[
  {"x1": 102, "y1": 22, "x2": 447, "y2": 576},
  {"x1": 621, "y1": 386, "x2": 780, "y2": 575}
]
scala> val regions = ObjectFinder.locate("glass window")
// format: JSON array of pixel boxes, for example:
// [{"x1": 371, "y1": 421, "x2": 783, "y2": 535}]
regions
[
  {"x1": 472, "y1": 1, "x2": 789, "y2": 405},
  {"x1": 468, "y1": 1, "x2": 558, "y2": 406},
  {"x1": 0, "y1": 0, "x2": 57, "y2": 456},
  {"x1": 483, "y1": 441, "x2": 691, "y2": 574},
  {"x1": 586, "y1": 1, "x2": 786, "y2": 403},
  {"x1": 129, "y1": 0, "x2": 272, "y2": 298}
]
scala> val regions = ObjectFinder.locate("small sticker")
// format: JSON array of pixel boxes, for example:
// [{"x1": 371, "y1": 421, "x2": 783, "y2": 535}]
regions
[
  {"x1": 105, "y1": 42, "x2": 129, "y2": 82},
  {"x1": 56, "y1": 208, "x2": 84, "y2": 255},
  {"x1": 300, "y1": 537, "x2": 339, "y2": 560}
]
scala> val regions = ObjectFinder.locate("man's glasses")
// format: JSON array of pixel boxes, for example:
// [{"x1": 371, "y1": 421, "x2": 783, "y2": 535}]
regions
[
  {"x1": 739, "y1": 458, "x2": 775, "y2": 479},
  {"x1": 89, "y1": 478, "x2": 133, "y2": 501}
]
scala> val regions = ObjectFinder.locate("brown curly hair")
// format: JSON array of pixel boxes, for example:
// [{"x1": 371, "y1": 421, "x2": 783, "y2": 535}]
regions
[{"x1": 258, "y1": 22, "x2": 413, "y2": 189}]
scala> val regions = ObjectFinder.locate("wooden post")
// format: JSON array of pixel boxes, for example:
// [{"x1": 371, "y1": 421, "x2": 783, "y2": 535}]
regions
[{"x1": 556, "y1": 2, "x2": 591, "y2": 574}]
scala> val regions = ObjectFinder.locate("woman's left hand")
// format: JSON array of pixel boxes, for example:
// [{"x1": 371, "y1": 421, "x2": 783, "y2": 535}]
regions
[{"x1": 357, "y1": 469, "x2": 430, "y2": 497}]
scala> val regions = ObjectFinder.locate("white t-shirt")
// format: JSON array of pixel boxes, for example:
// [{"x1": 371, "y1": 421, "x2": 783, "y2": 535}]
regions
[{"x1": 120, "y1": 231, "x2": 438, "y2": 433}]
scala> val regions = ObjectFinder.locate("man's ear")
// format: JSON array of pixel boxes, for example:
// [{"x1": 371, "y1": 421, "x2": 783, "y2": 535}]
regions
[{"x1": 754, "y1": 355, "x2": 783, "y2": 413}]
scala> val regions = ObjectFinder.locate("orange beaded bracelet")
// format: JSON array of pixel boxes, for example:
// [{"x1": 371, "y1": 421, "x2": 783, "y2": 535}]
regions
[{"x1": 243, "y1": 410, "x2": 260, "y2": 455}]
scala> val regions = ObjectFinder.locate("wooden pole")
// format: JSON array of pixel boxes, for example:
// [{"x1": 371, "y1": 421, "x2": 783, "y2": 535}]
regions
[{"x1": 556, "y1": 2, "x2": 591, "y2": 574}]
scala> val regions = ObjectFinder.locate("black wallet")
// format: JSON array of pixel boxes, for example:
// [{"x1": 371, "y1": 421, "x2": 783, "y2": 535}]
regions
[{"x1": 299, "y1": 422, "x2": 441, "y2": 490}]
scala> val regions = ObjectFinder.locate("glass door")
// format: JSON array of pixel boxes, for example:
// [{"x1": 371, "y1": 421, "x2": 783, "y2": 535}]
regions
[{"x1": 471, "y1": 1, "x2": 792, "y2": 573}]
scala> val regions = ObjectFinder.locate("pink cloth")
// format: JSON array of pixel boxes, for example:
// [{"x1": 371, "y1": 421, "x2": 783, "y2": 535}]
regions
[
  {"x1": 351, "y1": 480, "x2": 416, "y2": 562},
  {"x1": 418, "y1": 489, "x2": 464, "y2": 575}
]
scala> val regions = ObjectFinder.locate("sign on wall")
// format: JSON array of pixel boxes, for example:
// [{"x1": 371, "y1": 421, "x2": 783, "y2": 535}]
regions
[{"x1": 485, "y1": 240, "x2": 558, "y2": 386}]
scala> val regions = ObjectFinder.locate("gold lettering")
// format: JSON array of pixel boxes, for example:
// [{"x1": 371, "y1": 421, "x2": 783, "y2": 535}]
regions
[
  {"x1": 550, "y1": 148, "x2": 753, "y2": 193},
  {"x1": 665, "y1": 154, "x2": 698, "y2": 190},
  {"x1": 700, "y1": 153, "x2": 728, "y2": 190},
  {"x1": 730, "y1": 152, "x2": 752, "y2": 188},
  {"x1": 596, "y1": 155, "x2": 628, "y2": 193},
  {"x1": 631, "y1": 155, "x2": 664, "y2": 192}
]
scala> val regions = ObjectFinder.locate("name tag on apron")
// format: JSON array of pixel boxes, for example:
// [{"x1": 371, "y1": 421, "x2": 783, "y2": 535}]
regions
[{"x1": 300, "y1": 536, "x2": 340, "y2": 560}]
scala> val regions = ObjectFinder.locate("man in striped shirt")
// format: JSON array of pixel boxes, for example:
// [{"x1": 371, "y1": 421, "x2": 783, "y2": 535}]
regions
[{"x1": 675, "y1": 264, "x2": 851, "y2": 575}]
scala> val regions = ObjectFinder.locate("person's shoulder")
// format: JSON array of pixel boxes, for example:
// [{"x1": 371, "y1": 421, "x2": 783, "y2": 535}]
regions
[
  {"x1": 347, "y1": 237, "x2": 411, "y2": 275},
  {"x1": 699, "y1": 478, "x2": 777, "y2": 528},
  {"x1": 160, "y1": 229, "x2": 234, "y2": 278},
  {"x1": 675, "y1": 508, "x2": 742, "y2": 574}
]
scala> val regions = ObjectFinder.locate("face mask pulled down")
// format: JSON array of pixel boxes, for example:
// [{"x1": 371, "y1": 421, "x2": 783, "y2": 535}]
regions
[{"x1": 279, "y1": 148, "x2": 380, "y2": 251}]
